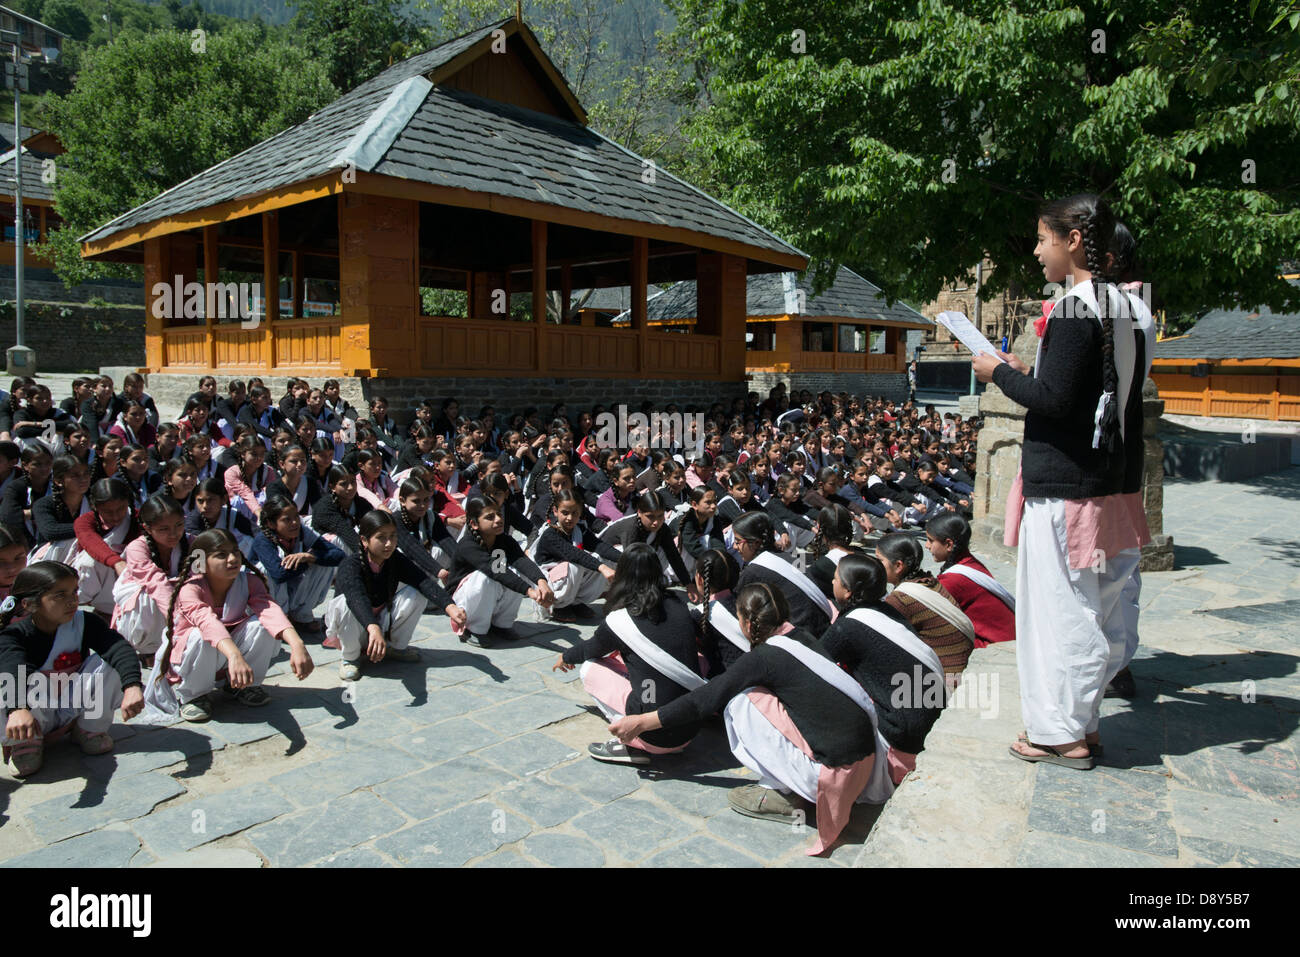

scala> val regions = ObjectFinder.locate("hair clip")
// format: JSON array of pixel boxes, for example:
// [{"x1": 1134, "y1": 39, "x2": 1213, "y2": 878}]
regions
[{"x1": 0, "y1": 595, "x2": 14, "y2": 613}]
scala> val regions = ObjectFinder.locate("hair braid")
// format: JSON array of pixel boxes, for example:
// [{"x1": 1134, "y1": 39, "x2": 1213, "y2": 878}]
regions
[
  {"x1": 1083, "y1": 206, "x2": 1120, "y2": 453},
  {"x1": 698, "y1": 556, "x2": 713, "y2": 640}
]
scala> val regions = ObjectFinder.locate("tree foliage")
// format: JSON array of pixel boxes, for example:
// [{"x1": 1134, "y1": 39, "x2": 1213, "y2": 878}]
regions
[{"x1": 671, "y1": 0, "x2": 1300, "y2": 319}]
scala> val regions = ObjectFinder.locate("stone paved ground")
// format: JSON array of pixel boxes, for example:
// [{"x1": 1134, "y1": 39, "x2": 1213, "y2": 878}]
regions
[{"x1": 859, "y1": 466, "x2": 1300, "y2": 867}]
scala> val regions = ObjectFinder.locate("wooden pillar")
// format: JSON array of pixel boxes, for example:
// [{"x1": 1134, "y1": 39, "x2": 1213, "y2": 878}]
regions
[
  {"x1": 337, "y1": 192, "x2": 420, "y2": 377},
  {"x1": 291, "y1": 250, "x2": 303, "y2": 320},
  {"x1": 885, "y1": 326, "x2": 901, "y2": 372},
  {"x1": 143, "y1": 237, "x2": 167, "y2": 372},
  {"x1": 533, "y1": 220, "x2": 547, "y2": 373},
  {"x1": 631, "y1": 236, "x2": 648, "y2": 374},
  {"x1": 560, "y1": 263, "x2": 572, "y2": 323},
  {"x1": 38, "y1": 206, "x2": 45, "y2": 242},
  {"x1": 470, "y1": 269, "x2": 508, "y2": 319},
  {"x1": 203, "y1": 224, "x2": 219, "y2": 370},
  {"x1": 697, "y1": 251, "x2": 747, "y2": 379},
  {"x1": 262, "y1": 211, "x2": 279, "y2": 369}
]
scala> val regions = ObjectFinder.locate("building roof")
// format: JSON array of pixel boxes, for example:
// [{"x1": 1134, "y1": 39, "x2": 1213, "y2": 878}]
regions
[
  {"x1": 573, "y1": 286, "x2": 663, "y2": 312},
  {"x1": 80, "y1": 18, "x2": 805, "y2": 269},
  {"x1": 637, "y1": 266, "x2": 933, "y2": 327},
  {"x1": 0, "y1": 5, "x2": 67, "y2": 39},
  {"x1": 0, "y1": 145, "x2": 54, "y2": 202},
  {"x1": 1156, "y1": 280, "x2": 1300, "y2": 360}
]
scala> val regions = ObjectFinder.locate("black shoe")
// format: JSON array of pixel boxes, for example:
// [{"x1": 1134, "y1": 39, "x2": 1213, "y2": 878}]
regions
[
  {"x1": 1105, "y1": 667, "x2": 1136, "y2": 699},
  {"x1": 588, "y1": 740, "x2": 650, "y2": 765},
  {"x1": 488, "y1": 625, "x2": 520, "y2": 642},
  {"x1": 465, "y1": 631, "x2": 492, "y2": 648}
]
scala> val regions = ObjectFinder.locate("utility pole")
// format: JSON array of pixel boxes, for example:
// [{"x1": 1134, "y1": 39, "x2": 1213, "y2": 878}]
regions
[{"x1": 2, "y1": 29, "x2": 32, "y2": 375}]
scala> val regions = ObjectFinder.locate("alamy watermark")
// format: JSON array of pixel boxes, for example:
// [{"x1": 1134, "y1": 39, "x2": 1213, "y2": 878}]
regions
[
  {"x1": 1, "y1": 668, "x2": 108, "y2": 720},
  {"x1": 890, "y1": 667, "x2": 1000, "y2": 718},
  {"x1": 150, "y1": 274, "x2": 262, "y2": 329},
  {"x1": 591, "y1": 404, "x2": 705, "y2": 455}
]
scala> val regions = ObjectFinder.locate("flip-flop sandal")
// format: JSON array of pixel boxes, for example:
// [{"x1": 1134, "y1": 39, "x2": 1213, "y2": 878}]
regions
[
  {"x1": 1009, "y1": 740, "x2": 1094, "y2": 770},
  {"x1": 1018, "y1": 730, "x2": 1103, "y2": 759}
]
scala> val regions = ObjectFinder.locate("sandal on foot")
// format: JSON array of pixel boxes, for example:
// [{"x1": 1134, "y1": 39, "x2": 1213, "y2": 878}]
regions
[
  {"x1": 1018, "y1": 730, "x2": 1103, "y2": 759},
  {"x1": 728, "y1": 783, "x2": 802, "y2": 823},
  {"x1": 1009, "y1": 740, "x2": 1094, "y2": 770},
  {"x1": 71, "y1": 723, "x2": 115, "y2": 756},
  {"x1": 587, "y1": 740, "x2": 650, "y2": 765}
]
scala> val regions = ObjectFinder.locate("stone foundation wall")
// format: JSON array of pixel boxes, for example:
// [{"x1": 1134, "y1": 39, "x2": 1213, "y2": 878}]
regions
[
  {"x1": 3, "y1": 302, "x2": 145, "y2": 372},
  {"x1": 746, "y1": 371, "x2": 908, "y2": 402}
]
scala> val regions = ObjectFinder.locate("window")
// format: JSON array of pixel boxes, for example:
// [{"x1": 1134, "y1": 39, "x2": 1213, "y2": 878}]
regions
[
  {"x1": 803, "y1": 322, "x2": 834, "y2": 352},
  {"x1": 747, "y1": 321, "x2": 776, "y2": 351},
  {"x1": 838, "y1": 323, "x2": 868, "y2": 353}
]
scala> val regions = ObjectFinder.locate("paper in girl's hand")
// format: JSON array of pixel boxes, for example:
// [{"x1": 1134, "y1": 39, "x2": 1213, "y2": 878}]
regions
[{"x1": 936, "y1": 311, "x2": 1005, "y2": 361}]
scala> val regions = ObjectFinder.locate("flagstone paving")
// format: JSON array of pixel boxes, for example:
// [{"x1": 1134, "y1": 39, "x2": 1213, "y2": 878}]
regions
[{"x1": 0, "y1": 468, "x2": 1295, "y2": 868}]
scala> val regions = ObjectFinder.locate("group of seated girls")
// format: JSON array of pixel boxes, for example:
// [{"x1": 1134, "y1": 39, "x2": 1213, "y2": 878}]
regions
[{"x1": 551, "y1": 505, "x2": 1014, "y2": 853}]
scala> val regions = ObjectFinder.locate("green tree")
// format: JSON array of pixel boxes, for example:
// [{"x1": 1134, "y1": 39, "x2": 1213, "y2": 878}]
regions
[
  {"x1": 38, "y1": 24, "x2": 335, "y2": 285},
  {"x1": 288, "y1": 0, "x2": 429, "y2": 93},
  {"x1": 671, "y1": 0, "x2": 1300, "y2": 319},
  {"x1": 41, "y1": 0, "x2": 93, "y2": 42}
]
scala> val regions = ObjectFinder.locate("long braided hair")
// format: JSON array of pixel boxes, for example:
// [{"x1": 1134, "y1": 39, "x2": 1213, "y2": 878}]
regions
[
  {"x1": 258, "y1": 494, "x2": 299, "y2": 556},
  {"x1": 396, "y1": 476, "x2": 432, "y2": 547},
  {"x1": 1039, "y1": 193, "x2": 1120, "y2": 452},
  {"x1": 810, "y1": 503, "x2": 853, "y2": 561},
  {"x1": 877, "y1": 532, "x2": 927, "y2": 583},
  {"x1": 357, "y1": 508, "x2": 400, "y2": 639},
  {"x1": 695, "y1": 547, "x2": 739, "y2": 641},
  {"x1": 734, "y1": 581, "x2": 790, "y2": 646},
  {"x1": 139, "y1": 494, "x2": 189, "y2": 576}
]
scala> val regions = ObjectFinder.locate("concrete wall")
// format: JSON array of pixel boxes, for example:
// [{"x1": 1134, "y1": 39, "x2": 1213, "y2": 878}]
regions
[
  {"x1": 0, "y1": 267, "x2": 144, "y2": 306},
  {"x1": 3, "y1": 302, "x2": 145, "y2": 372},
  {"x1": 747, "y1": 371, "x2": 908, "y2": 402}
]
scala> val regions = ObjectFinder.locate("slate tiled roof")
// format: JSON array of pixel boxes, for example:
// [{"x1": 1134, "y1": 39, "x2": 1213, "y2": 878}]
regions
[
  {"x1": 0, "y1": 147, "x2": 54, "y2": 203},
  {"x1": 573, "y1": 286, "x2": 663, "y2": 311},
  {"x1": 641, "y1": 266, "x2": 932, "y2": 326},
  {"x1": 1156, "y1": 280, "x2": 1300, "y2": 360},
  {"x1": 80, "y1": 19, "x2": 805, "y2": 266}
]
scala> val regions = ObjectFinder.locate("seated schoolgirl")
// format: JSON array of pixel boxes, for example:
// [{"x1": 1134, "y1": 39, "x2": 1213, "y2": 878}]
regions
[
  {"x1": 187, "y1": 476, "x2": 257, "y2": 557},
  {"x1": 677, "y1": 485, "x2": 730, "y2": 576},
  {"x1": 393, "y1": 423, "x2": 440, "y2": 475},
  {"x1": 30, "y1": 455, "x2": 92, "y2": 564},
  {"x1": 805, "y1": 504, "x2": 859, "y2": 601},
  {"x1": 820, "y1": 553, "x2": 944, "y2": 783},
  {"x1": 0, "y1": 445, "x2": 52, "y2": 543},
  {"x1": 716, "y1": 472, "x2": 765, "y2": 525},
  {"x1": 0, "y1": 525, "x2": 26, "y2": 600},
  {"x1": 265, "y1": 444, "x2": 323, "y2": 521},
  {"x1": 608, "y1": 581, "x2": 893, "y2": 854},
  {"x1": 111, "y1": 495, "x2": 188, "y2": 662},
  {"x1": 593, "y1": 460, "x2": 638, "y2": 530},
  {"x1": 765, "y1": 473, "x2": 815, "y2": 553},
  {"x1": 224, "y1": 435, "x2": 278, "y2": 521},
  {"x1": 148, "y1": 423, "x2": 183, "y2": 472},
  {"x1": 309, "y1": 436, "x2": 337, "y2": 488},
  {"x1": 309, "y1": 465, "x2": 367, "y2": 556},
  {"x1": 181, "y1": 434, "x2": 222, "y2": 485},
  {"x1": 326, "y1": 510, "x2": 467, "y2": 681},
  {"x1": 146, "y1": 529, "x2": 313, "y2": 722},
  {"x1": 926, "y1": 513, "x2": 1015, "y2": 647},
  {"x1": 430, "y1": 450, "x2": 467, "y2": 529},
  {"x1": 177, "y1": 396, "x2": 229, "y2": 449},
  {"x1": 875, "y1": 533, "x2": 974, "y2": 675},
  {"x1": 598, "y1": 491, "x2": 696, "y2": 594},
  {"x1": 732, "y1": 511, "x2": 834, "y2": 634},
  {"x1": 71, "y1": 479, "x2": 140, "y2": 617},
  {"x1": 159, "y1": 457, "x2": 200, "y2": 519},
  {"x1": 466, "y1": 470, "x2": 532, "y2": 543},
  {"x1": 354, "y1": 449, "x2": 396, "y2": 510},
  {"x1": 391, "y1": 476, "x2": 458, "y2": 576},
  {"x1": 251, "y1": 495, "x2": 345, "y2": 634},
  {"x1": 116, "y1": 444, "x2": 163, "y2": 510},
  {"x1": 552, "y1": 542, "x2": 705, "y2": 765},
  {"x1": 656, "y1": 461, "x2": 689, "y2": 512},
  {"x1": 783, "y1": 452, "x2": 813, "y2": 491},
  {"x1": 691, "y1": 547, "x2": 743, "y2": 677},
  {"x1": 13, "y1": 384, "x2": 70, "y2": 456},
  {"x1": 529, "y1": 488, "x2": 618, "y2": 621},
  {"x1": 445, "y1": 495, "x2": 554, "y2": 648},
  {"x1": 0, "y1": 561, "x2": 144, "y2": 777}
]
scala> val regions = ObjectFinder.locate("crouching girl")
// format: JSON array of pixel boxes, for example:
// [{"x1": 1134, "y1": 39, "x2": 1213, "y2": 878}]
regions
[
  {"x1": 111, "y1": 495, "x2": 188, "y2": 663},
  {"x1": 529, "y1": 488, "x2": 618, "y2": 621},
  {"x1": 251, "y1": 495, "x2": 344, "y2": 634},
  {"x1": 0, "y1": 561, "x2": 144, "y2": 777},
  {"x1": 608, "y1": 581, "x2": 894, "y2": 855},
  {"x1": 325, "y1": 510, "x2": 468, "y2": 681},
  {"x1": 553, "y1": 543, "x2": 704, "y2": 765},
  {"x1": 144, "y1": 530, "x2": 314, "y2": 723}
]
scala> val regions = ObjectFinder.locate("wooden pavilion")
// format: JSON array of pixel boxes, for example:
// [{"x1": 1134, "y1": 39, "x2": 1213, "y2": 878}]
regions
[{"x1": 78, "y1": 17, "x2": 806, "y2": 402}]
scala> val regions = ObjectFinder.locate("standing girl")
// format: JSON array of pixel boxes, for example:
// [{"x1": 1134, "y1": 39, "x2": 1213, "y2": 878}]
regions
[
  {"x1": 111, "y1": 495, "x2": 187, "y2": 661},
  {"x1": 445, "y1": 496, "x2": 553, "y2": 648},
  {"x1": 147, "y1": 530, "x2": 313, "y2": 722},
  {"x1": 251, "y1": 495, "x2": 344, "y2": 634},
  {"x1": 0, "y1": 562, "x2": 144, "y2": 776},
  {"x1": 326, "y1": 510, "x2": 466, "y2": 681}
]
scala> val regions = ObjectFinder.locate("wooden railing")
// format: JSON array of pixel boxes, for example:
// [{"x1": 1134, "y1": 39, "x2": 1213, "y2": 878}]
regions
[
  {"x1": 161, "y1": 319, "x2": 342, "y2": 374},
  {"x1": 1153, "y1": 371, "x2": 1300, "y2": 421},
  {"x1": 744, "y1": 349, "x2": 900, "y2": 374}
]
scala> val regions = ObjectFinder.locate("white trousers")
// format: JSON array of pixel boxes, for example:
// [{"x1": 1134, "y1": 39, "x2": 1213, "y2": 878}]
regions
[
  {"x1": 73, "y1": 551, "x2": 118, "y2": 615},
  {"x1": 174, "y1": 620, "x2": 277, "y2": 705},
  {"x1": 324, "y1": 585, "x2": 427, "y2": 662},
  {"x1": 453, "y1": 571, "x2": 523, "y2": 634},
  {"x1": 724, "y1": 693, "x2": 821, "y2": 802},
  {"x1": 1118, "y1": 549, "x2": 1142, "y2": 674},
  {"x1": 1016, "y1": 499, "x2": 1135, "y2": 744},
  {"x1": 265, "y1": 562, "x2": 336, "y2": 622},
  {"x1": 541, "y1": 561, "x2": 608, "y2": 608},
  {"x1": 0, "y1": 655, "x2": 123, "y2": 741},
  {"x1": 111, "y1": 584, "x2": 168, "y2": 656}
]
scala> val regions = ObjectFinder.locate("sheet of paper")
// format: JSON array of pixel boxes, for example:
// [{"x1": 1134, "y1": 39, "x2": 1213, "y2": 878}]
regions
[{"x1": 935, "y1": 311, "x2": 1005, "y2": 361}]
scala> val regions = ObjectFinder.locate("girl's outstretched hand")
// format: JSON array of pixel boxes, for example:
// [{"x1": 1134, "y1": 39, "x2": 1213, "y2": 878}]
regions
[{"x1": 121, "y1": 685, "x2": 145, "y2": 721}]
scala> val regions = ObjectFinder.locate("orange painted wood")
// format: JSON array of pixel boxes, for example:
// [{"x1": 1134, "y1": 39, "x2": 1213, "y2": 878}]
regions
[
  {"x1": 546, "y1": 326, "x2": 637, "y2": 373},
  {"x1": 417, "y1": 316, "x2": 534, "y2": 373}
]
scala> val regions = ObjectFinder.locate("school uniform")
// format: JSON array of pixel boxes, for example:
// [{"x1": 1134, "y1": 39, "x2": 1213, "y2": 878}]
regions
[
  {"x1": 676, "y1": 508, "x2": 730, "y2": 574},
  {"x1": 937, "y1": 555, "x2": 1015, "y2": 647},
  {"x1": 14, "y1": 406, "x2": 70, "y2": 456},
  {"x1": 224, "y1": 462, "x2": 277, "y2": 520},
  {"x1": 593, "y1": 486, "x2": 635, "y2": 530},
  {"x1": 694, "y1": 590, "x2": 744, "y2": 676},
  {"x1": 0, "y1": 611, "x2": 141, "y2": 755},
  {"x1": 1, "y1": 474, "x2": 49, "y2": 544},
  {"x1": 994, "y1": 282, "x2": 1148, "y2": 746},
  {"x1": 72, "y1": 510, "x2": 141, "y2": 615},
  {"x1": 144, "y1": 570, "x2": 289, "y2": 717},
  {"x1": 266, "y1": 475, "x2": 323, "y2": 524},
  {"x1": 599, "y1": 513, "x2": 692, "y2": 587},
  {"x1": 118, "y1": 391, "x2": 160, "y2": 429},
  {"x1": 806, "y1": 545, "x2": 858, "y2": 601},
  {"x1": 148, "y1": 445, "x2": 184, "y2": 473},
  {"x1": 108, "y1": 420, "x2": 157, "y2": 450},
  {"x1": 118, "y1": 471, "x2": 164, "y2": 511},
  {"x1": 308, "y1": 495, "x2": 367, "y2": 555},
  {"x1": 111, "y1": 536, "x2": 184, "y2": 655},
  {"x1": 236, "y1": 403, "x2": 284, "y2": 449},
  {"x1": 529, "y1": 520, "x2": 619, "y2": 611},
  {"x1": 394, "y1": 507, "x2": 458, "y2": 573},
  {"x1": 562, "y1": 595, "x2": 704, "y2": 752},
  {"x1": 655, "y1": 627, "x2": 893, "y2": 854},
  {"x1": 30, "y1": 495, "x2": 91, "y2": 562},
  {"x1": 735, "y1": 548, "x2": 834, "y2": 634},
  {"x1": 185, "y1": 505, "x2": 257, "y2": 558},
  {"x1": 445, "y1": 533, "x2": 546, "y2": 636},
  {"x1": 250, "y1": 526, "x2": 345, "y2": 623},
  {"x1": 79, "y1": 395, "x2": 125, "y2": 441},
  {"x1": 325, "y1": 550, "x2": 452, "y2": 663}
]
